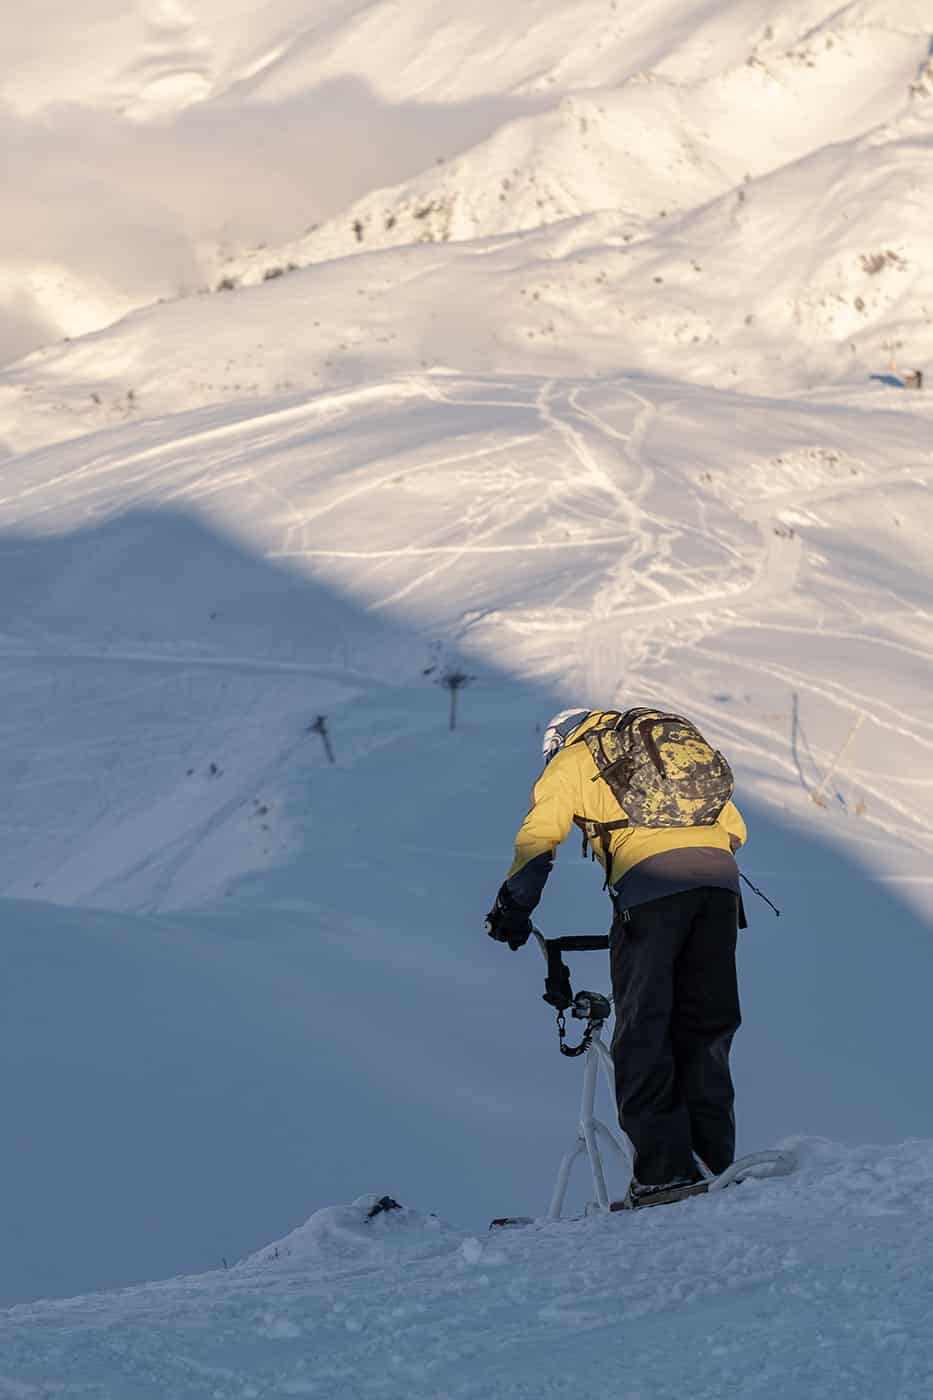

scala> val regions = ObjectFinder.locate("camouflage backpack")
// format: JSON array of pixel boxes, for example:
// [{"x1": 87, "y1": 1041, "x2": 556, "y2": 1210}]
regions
[
  {"x1": 570, "y1": 708, "x2": 734, "y2": 884},
  {"x1": 577, "y1": 707, "x2": 734, "y2": 827}
]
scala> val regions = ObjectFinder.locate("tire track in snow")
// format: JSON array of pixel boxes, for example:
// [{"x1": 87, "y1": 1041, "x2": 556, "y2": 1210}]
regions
[
  {"x1": 0, "y1": 382, "x2": 424, "y2": 526},
  {"x1": 541, "y1": 384, "x2": 804, "y2": 637}
]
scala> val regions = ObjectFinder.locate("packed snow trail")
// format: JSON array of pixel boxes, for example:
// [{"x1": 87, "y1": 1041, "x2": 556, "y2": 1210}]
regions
[{"x1": 2, "y1": 1140, "x2": 932, "y2": 1399}]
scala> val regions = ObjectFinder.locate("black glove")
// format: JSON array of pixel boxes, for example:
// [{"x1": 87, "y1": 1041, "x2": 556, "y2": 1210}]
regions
[{"x1": 484, "y1": 883, "x2": 533, "y2": 951}]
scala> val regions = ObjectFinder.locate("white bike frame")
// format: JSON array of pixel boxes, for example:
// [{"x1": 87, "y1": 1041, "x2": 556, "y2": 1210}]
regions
[
  {"x1": 547, "y1": 1020, "x2": 632, "y2": 1219},
  {"x1": 537, "y1": 934, "x2": 796, "y2": 1219},
  {"x1": 536, "y1": 931, "x2": 631, "y2": 1219}
]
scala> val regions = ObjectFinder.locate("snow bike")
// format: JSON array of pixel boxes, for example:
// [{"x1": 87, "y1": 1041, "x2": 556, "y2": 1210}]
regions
[{"x1": 491, "y1": 931, "x2": 795, "y2": 1228}]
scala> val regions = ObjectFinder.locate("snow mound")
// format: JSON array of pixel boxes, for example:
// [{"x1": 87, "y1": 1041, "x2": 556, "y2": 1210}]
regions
[
  {"x1": 791, "y1": 1135, "x2": 933, "y2": 1204},
  {"x1": 246, "y1": 1195, "x2": 462, "y2": 1270}
]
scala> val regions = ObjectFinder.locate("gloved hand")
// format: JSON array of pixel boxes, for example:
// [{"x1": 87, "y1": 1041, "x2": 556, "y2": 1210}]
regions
[{"x1": 484, "y1": 883, "x2": 533, "y2": 951}]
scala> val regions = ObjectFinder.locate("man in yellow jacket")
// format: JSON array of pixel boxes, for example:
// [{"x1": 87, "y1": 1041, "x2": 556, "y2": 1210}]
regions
[{"x1": 485, "y1": 707, "x2": 746, "y2": 1204}]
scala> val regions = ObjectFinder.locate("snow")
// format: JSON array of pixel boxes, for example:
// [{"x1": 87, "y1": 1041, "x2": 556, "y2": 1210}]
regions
[
  {"x1": 2, "y1": 0, "x2": 933, "y2": 1394},
  {"x1": 3, "y1": 1143, "x2": 933, "y2": 1397},
  {"x1": 3, "y1": 2, "x2": 933, "y2": 378},
  {"x1": 2, "y1": 368, "x2": 932, "y2": 1382}
]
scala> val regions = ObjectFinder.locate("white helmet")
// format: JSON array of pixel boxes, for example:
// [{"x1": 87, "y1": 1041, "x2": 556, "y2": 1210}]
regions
[{"x1": 541, "y1": 708, "x2": 591, "y2": 765}]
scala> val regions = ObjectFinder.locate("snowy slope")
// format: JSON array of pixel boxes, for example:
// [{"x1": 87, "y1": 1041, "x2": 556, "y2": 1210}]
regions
[
  {"x1": 4, "y1": 372, "x2": 933, "y2": 885},
  {"x1": 246, "y1": 12, "x2": 933, "y2": 265},
  {"x1": 5, "y1": 146, "x2": 933, "y2": 460},
  {"x1": 3, "y1": 368, "x2": 933, "y2": 1315},
  {"x1": 3, "y1": 0, "x2": 932, "y2": 378},
  {"x1": 3, "y1": 1142, "x2": 933, "y2": 1398}
]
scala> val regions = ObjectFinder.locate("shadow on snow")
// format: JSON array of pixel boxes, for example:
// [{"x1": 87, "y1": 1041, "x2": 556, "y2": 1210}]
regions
[{"x1": 0, "y1": 506, "x2": 931, "y2": 1306}]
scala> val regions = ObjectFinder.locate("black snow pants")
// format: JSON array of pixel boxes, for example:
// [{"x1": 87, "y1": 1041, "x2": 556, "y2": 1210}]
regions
[{"x1": 609, "y1": 886, "x2": 741, "y2": 1187}]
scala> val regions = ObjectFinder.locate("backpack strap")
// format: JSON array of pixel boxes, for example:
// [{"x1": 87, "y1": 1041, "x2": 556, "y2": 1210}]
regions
[
  {"x1": 573, "y1": 815, "x2": 629, "y2": 890},
  {"x1": 567, "y1": 711, "x2": 643, "y2": 890},
  {"x1": 566, "y1": 710, "x2": 624, "y2": 750},
  {"x1": 635, "y1": 716, "x2": 666, "y2": 774}
]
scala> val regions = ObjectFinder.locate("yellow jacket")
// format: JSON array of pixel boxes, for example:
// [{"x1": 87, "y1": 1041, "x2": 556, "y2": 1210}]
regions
[{"x1": 508, "y1": 711, "x2": 746, "y2": 893}]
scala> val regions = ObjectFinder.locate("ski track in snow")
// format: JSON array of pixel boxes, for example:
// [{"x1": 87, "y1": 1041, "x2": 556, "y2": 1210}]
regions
[
  {"x1": 2, "y1": 381, "x2": 928, "y2": 931},
  {"x1": 4, "y1": 370, "x2": 932, "y2": 878},
  {"x1": 405, "y1": 374, "x2": 933, "y2": 856}
]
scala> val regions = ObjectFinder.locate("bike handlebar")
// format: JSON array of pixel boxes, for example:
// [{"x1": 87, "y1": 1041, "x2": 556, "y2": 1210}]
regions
[{"x1": 533, "y1": 930, "x2": 610, "y2": 959}]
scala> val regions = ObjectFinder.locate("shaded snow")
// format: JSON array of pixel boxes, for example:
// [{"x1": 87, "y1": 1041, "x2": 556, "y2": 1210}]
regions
[{"x1": 2, "y1": 1141, "x2": 933, "y2": 1397}]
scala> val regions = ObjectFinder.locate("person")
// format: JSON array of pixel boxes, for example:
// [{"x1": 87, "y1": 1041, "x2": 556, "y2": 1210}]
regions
[{"x1": 485, "y1": 706, "x2": 747, "y2": 1204}]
